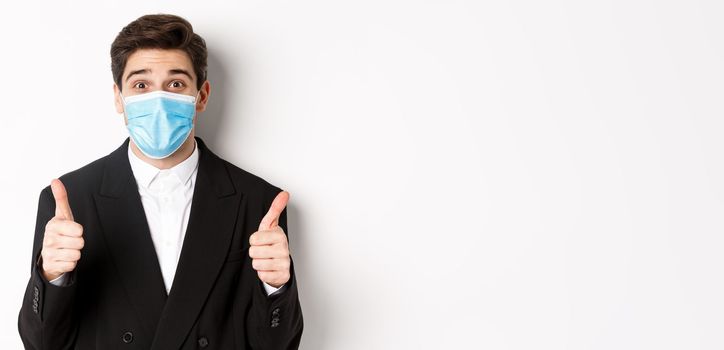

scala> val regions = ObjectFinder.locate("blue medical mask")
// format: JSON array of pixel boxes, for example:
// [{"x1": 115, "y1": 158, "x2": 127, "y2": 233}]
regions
[{"x1": 121, "y1": 90, "x2": 200, "y2": 159}]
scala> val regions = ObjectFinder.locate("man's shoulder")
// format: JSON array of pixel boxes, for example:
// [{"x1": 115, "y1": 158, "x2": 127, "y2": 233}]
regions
[
  {"x1": 198, "y1": 137, "x2": 284, "y2": 201},
  {"x1": 40, "y1": 138, "x2": 131, "y2": 198},
  {"x1": 217, "y1": 156, "x2": 283, "y2": 200},
  {"x1": 50, "y1": 149, "x2": 114, "y2": 195}
]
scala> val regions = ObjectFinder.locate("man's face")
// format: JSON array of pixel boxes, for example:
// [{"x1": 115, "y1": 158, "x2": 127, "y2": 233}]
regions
[{"x1": 113, "y1": 48, "x2": 210, "y2": 124}]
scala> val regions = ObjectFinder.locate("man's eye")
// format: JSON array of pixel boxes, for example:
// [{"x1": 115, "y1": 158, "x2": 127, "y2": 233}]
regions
[
  {"x1": 134, "y1": 82, "x2": 147, "y2": 89},
  {"x1": 170, "y1": 81, "x2": 185, "y2": 88}
]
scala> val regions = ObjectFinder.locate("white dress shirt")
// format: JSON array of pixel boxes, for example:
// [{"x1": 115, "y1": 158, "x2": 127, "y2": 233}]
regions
[{"x1": 50, "y1": 139, "x2": 281, "y2": 296}]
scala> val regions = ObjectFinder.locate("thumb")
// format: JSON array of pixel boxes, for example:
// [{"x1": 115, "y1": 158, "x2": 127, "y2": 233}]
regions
[
  {"x1": 51, "y1": 179, "x2": 74, "y2": 221},
  {"x1": 258, "y1": 191, "x2": 289, "y2": 231}
]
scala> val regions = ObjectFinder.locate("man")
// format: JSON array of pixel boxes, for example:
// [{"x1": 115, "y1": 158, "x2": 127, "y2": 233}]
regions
[{"x1": 18, "y1": 14, "x2": 303, "y2": 349}]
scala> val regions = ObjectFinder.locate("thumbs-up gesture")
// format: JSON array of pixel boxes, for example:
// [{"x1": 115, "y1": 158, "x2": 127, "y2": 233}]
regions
[
  {"x1": 249, "y1": 191, "x2": 291, "y2": 288},
  {"x1": 40, "y1": 179, "x2": 84, "y2": 282}
]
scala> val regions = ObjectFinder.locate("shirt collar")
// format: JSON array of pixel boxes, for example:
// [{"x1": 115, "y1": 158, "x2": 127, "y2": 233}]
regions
[{"x1": 127, "y1": 139, "x2": 200, "y2": 189}]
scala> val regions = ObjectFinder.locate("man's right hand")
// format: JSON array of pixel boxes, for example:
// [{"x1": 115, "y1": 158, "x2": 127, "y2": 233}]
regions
[{"x1": 40, "y1": 179, "x2": 84, "y2": 282}]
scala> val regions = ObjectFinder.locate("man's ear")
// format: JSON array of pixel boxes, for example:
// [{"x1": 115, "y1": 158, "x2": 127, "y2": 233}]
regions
[
  {"x1": 113, "y1": 83, "x2": 125, "y2": 114},
  {"x1": 195, "y1": 80, "x2": 211, "y2": 114}
]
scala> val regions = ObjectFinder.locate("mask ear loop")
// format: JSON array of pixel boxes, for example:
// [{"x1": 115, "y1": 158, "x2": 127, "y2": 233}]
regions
[
  {"x1": 189, "y1": 90, "x2": 202, "y2": 145},
  {"x1": 119, "y1": 91, "x2": 129, "y2": 118}
]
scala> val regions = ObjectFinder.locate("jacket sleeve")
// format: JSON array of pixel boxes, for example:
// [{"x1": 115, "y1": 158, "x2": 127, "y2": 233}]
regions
[
  {"x1": 245, "y1": 188, "x2": 304, "y2": 349},
  {"x1": 18, "y1": 186, "x2": 79, "y2": 350}
]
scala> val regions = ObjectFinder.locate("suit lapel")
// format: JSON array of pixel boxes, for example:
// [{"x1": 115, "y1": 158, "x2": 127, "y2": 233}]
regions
[
  {"x1": 151, "y1": 137, "x2": 243, "y2": 349},
  {"x1": 93, "y1": 138, "x2": 168, "y2": 340}
]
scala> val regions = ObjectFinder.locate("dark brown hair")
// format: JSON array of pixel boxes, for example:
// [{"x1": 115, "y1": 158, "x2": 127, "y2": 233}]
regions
[{"x1": 110, "y1": 14, "x2": 207, "y2": 91}]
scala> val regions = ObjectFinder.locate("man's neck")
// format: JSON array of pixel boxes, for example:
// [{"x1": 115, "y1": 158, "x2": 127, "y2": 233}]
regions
[{"x1": 129, "y1": 134, "x2": 196, "y2": 170}]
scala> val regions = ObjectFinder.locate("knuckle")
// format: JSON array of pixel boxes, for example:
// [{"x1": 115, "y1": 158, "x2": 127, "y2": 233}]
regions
[
  {"x1": 249, "y1": 233, "x2": 258, "y2": 245},
  {"x1": 41, "y1": 249, "x2": 50, "y2": 262},
  {"x1": 57, "y1": 222, "x2": 70, "y2": 234},
  {"x1": 57, "y1": 250, "x2": 68, "y2": 260},
  {"x1": 54, "y1": 266, "x2": 64, "y2": 274},
  {"x1": 44, "y1": 235, "x2": 55, "y2": 247},
  {"x1": 57, "y1": 263, "x2": 68, "y2": 272},
  {"x1": 66, "y1": 222, "x2": 80, "y2": 236}
]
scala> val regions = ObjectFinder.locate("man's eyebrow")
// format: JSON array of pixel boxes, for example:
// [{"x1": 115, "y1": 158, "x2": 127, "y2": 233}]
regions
[
  {"x1": 125, "y1": 69, "x2": 150, "y2": 82},
  {"x1": 124, "y1": 68, "x2": 194, "y2": 83},
  {"x1": 168, "y1": 69, "x2": 193, "y2": 80}
]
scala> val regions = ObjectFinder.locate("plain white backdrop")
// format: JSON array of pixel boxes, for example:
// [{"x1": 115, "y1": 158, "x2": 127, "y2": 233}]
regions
[{"x1": 1, "y1": 0, "x2": 723, "y2": 349}]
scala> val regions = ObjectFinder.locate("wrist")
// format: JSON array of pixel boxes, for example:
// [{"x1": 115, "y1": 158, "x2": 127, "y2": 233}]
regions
[
  {"x1": 38, "y1": 257, "x2": 61, "y2": 282},
  {"x1": 42, "y1": 268, "x2": 61, "y2": 282}
]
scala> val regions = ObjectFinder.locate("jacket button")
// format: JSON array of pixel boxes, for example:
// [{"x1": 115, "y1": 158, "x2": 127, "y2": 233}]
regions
[
  {"x1": 272, "y1": 307, "x2": 280, "y2": 316},
  {"x1": 122, "y1": 331, "x2": 133, "y2": 344},
  {"x1": 198, "y1": 337, "x2": 209, "y2": 347}
]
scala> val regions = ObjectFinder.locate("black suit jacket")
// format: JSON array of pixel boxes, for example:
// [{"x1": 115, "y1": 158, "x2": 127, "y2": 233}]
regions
[{"x1": 18, "y1": 137, "x2": 303, "y2": 349}]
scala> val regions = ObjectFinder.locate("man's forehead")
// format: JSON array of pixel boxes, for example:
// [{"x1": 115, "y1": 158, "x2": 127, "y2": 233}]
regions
[{"x1": 124, "y1": 49, "x2": 194, "y2": 76}]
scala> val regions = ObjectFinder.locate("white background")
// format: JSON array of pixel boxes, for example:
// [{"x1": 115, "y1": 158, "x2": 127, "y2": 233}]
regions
[{"x1": 1, "y1": 1, "x2": 723, "y2": 349}]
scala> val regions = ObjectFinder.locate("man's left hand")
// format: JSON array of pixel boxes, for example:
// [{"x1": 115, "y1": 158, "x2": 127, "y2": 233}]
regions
[{"x1": 249, "y1": 191, "x2": 291, "y2": 288}]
